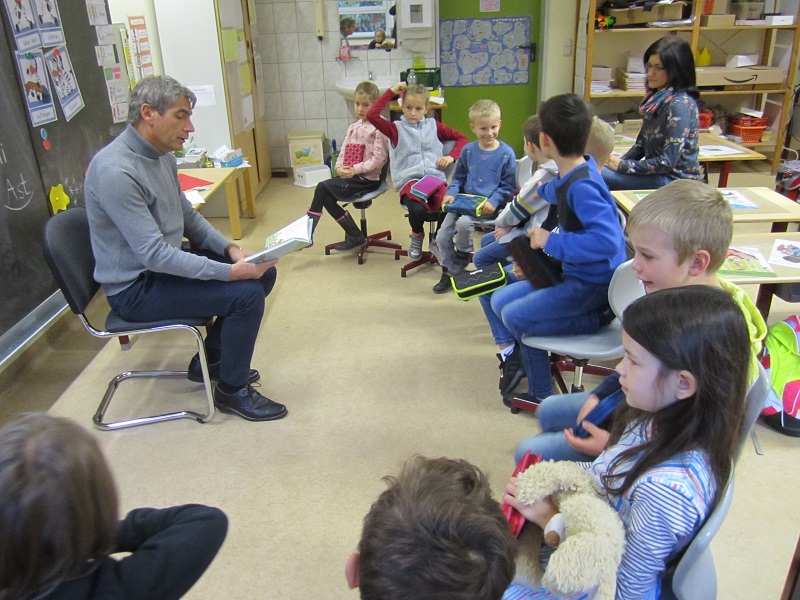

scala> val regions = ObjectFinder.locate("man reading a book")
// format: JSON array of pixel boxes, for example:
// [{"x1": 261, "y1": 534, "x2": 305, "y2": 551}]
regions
[{"x1": 84, "y1": 75, "x2": 287, "y2": 423}]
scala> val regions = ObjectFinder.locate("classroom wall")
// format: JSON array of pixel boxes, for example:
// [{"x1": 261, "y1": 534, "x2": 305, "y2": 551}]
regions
[
  {"x1": 106, "y1": 0, "x2": 579, "y2": 170},
  {"x1": 106, "y1": 0, "x2": 164, "y2": 76}
]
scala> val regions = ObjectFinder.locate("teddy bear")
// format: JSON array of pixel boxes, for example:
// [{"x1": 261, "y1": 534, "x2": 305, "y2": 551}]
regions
[{"x1": 512, "y1": 460, "x2": 626, "y2": 600}]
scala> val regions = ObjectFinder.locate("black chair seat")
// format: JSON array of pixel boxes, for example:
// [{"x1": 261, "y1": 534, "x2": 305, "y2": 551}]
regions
[{"x1": 105, "y1": 312, "x2": 211, "y2": 333}]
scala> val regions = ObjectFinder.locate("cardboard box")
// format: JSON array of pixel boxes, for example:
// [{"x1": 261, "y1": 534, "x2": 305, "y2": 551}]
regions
[
  {"x1": 607, "y1": 2, "x2": 685, "y2": 26},
  {"x1": 695, "y1": 66, "x2": 786, "y2": 87},
  {"x1": 725, "y1": 53, "x2": 759, "y2": 68},
  {"x1": 701, "y1": 14, "x2": 736, "y2": 26},
  {"x1": 591, "y1": 65, "x2": 613, "y2": 80},
  {"x1": 765, "y1": 15, "x2": 795, "y2": 25},
  {"x1": 288, "y1": 130, "x2": 326, "y2": 168},
  {"x1": 703, "y1": 0, "x2": 732, "y2": 13},
  {"x1": 293, "y1": 165, "x2": 331, "y2": 188}
]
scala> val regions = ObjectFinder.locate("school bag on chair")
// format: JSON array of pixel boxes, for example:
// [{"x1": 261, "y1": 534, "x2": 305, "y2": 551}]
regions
[{"x1": 760, "y1": 315, "x2": 800, "y2": 437}]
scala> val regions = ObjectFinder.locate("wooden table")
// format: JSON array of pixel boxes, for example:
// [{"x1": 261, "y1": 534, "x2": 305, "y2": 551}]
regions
[
  {"x1": 613, "y1": 132, "x2": 766, "y2": 187},
  {"x1": 179, "y1": 167, "x2": 255, "y2": 240},
  {"x1": 723, "y1": 231, "x2": 800, "y2": 318},
  {"x1": 613, "y1": 187, "x2": 800, "y2": 233}
]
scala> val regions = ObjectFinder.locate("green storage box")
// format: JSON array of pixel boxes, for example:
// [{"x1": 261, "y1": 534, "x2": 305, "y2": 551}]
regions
[{"x1": 401, "y1": 68, "x2": 441, "y2": 90}]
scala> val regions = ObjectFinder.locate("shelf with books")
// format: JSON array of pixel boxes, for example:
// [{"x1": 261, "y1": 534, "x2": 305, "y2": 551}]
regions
[{"x1": 578, "y1": 0, "x2": 800, "y2": 172}]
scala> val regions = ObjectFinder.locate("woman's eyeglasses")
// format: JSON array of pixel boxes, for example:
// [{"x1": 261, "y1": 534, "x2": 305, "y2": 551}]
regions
[{"x1": 645, "y1": 63, "x2": 666, "y2": 72}]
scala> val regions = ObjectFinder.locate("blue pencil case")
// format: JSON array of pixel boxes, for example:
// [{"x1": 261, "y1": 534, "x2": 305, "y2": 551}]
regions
[{"x1": 443, "y1": 194, "x2": 488, "y2": 217}]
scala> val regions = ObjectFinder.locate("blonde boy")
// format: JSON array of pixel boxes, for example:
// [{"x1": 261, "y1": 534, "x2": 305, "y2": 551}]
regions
[
  {"x1": 433, "y1": 99, "x2": 517, "y2": 293},
  {"x1": 514, "y1": 179, "x2": 767, "y2": 463}
]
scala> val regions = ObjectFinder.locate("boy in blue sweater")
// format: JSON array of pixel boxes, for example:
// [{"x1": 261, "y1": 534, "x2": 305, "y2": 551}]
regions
[
  {"x1": 433, "y1": 99, "x2": 516, "y2": 293},
  {"x1": 485, "y1": 93, "x2": 626, "y2": 408}
]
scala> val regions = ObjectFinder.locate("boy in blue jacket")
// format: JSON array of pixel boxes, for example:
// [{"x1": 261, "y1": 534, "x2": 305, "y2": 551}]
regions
[{"x1": 485, "y1": 93, "x2": 626, "y2": 407}]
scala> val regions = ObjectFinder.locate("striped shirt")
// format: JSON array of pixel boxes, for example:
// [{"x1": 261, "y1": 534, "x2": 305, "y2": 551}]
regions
[
  {"x1": 590, "y1": 421, "x2": 715, "y2": 599},
  {"x1": 503, "y1": 421, "x2": 714, "y2": 600}
]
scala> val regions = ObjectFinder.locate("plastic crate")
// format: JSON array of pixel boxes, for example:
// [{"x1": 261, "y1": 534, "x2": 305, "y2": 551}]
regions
[
  {"x1": 699, "y1": 111, "x2": 714, "y2": 129},
  {"x1": 401, "y1": 68, "x2": 441, "y2": 90},
  {"x1": 727, "y1": 122, "x2": 766, "y2": 143},
  {"x1": 728, "y1": 114, "x2": 768, "y2": 128}
]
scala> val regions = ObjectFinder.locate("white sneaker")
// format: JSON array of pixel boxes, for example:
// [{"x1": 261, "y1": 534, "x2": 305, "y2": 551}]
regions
[{"x1": 408, "y1": 234, "x2": 424, "y2": 260}]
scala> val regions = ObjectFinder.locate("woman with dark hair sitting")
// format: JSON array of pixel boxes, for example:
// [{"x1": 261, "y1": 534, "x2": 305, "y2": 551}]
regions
[{"x1": 602, "y1": 35, "x2": 702, "y2": 190}]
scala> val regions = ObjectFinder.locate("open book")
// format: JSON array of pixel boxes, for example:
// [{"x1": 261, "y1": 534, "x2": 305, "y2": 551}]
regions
[{"x1": 244, "y1": 215, "x2": 313, "y2": 264}]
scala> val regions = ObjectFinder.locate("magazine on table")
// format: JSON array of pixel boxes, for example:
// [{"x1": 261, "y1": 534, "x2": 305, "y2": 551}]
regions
[{"x1": 244, "y1": 215, "x2": 313, "y2": 263}]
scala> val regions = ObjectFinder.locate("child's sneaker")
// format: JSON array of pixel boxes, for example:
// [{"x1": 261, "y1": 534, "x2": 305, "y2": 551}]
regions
[
  {"x1": 433, "y1": 272, "x2": 452, "y2": 294},
  {"x1": 408, "y1": 233, "x2": 424, "y2": 260},
  {"x1": 503, "y1": 392, "x2": 542, "y2": 414},
  {"x1": 499, "y1": 345, "x2": 525, "y2": 395}
]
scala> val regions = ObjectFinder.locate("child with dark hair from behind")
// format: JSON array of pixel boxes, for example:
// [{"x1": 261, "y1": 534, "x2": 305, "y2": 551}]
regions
[
  {"x1": 504, "y1": 286, "x2": 752, "y2": 599},
  {"x1": 368, "y1": 82, "x2": 468, "y2": 261},
  {"x1": 345, "y1": 455, "x2": 517, "y2": 600},
  {"x1": 433, "y1": 99, "x2": 516, "y2": 294},
  {"x1": 0, "y1": 413, "x2": 227, "y2": 600},
  {"x1": 305, "y1": 81, "x2": 388, "y2": 250}
]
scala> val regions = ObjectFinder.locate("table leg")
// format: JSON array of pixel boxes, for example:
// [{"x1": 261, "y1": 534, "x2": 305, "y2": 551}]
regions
[
  {"x1": 755, "y1": 282, "x2": 775, "y2": 320},
  {"x1": 224, "y1": 177, "x2": 243, "y2": 240},
  {"x1": 718, "y1": 161, "x2": 732, "y2": 187},
  {"x1": 241, "y1": 169, "x2": 256, "y2": 218}
]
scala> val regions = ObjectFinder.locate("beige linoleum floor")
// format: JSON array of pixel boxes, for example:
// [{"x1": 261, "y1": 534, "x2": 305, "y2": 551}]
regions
[{"x1": 1, "y1": 164, "x2": 798, "y2": 599}]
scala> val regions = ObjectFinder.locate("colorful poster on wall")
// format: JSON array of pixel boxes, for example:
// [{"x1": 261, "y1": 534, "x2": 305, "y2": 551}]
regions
[
  {"x1": 439, "y1": 17, "x2": 530, "y2": 87},
  {"x1": 3, "y1": 0, "x2": 42, "y2": 51},
  {"x1": 33, "y1": 0, "x2": 64, "y2": 46},
  {"x1": 44, "y1": 45, "x2": 84, "y2": 121},
  {"x1": 14, "y1": 49, "x2": 56, "y2": 125}
]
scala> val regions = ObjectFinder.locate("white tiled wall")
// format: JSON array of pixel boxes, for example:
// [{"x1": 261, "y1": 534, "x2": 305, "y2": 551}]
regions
[{"x1": 253, "y1": 0, "x2": 437, "y2": 170}]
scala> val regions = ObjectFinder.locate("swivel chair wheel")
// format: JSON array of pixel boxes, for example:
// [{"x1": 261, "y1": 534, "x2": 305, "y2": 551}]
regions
[{"x1": 510, "y1": 407, "x2": 520, "y2": 414}]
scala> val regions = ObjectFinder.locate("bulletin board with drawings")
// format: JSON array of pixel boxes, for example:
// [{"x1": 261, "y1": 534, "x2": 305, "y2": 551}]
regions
[
  {"x1": 439, "y1": 17, "x2": 531, "y2": 87},
  {"x1": 0, "y1": 0, "x2": 126, "y2": 363}
]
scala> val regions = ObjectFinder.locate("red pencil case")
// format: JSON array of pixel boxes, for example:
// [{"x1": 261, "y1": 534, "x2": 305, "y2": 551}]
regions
[{"x1": 501, "y1": 450, "x2": 541, "y2": 538}]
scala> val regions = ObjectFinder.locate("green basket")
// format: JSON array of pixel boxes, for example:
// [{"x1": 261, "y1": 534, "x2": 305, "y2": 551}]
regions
[{"x1": 401, "y1": 68, "x2": 441, "y2": 90}]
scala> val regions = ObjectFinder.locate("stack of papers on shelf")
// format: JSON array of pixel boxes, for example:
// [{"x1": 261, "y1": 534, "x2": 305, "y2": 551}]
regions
[
  {"x1": 591, "y1": 65, "x2": 614, "y2": 94},
  {"x1": 615, "y1": 68, "x2": 646, "y2": 91}
]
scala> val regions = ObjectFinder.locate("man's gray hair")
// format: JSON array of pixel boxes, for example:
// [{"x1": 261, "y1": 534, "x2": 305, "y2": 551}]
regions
[{"x1": 126, "y1": 76, "x2": 196, "y2": 125}]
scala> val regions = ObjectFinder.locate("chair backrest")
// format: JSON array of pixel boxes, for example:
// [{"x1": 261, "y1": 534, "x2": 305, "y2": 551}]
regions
[
  {"x1": 737, "y1": 363, "x2": 770, "y2": 461},
  {"x1": 42, "y1": 207, "x2": 99, "y2": 315},
  {"x1": 352, "y1": 160, "x2": 391, "y2": 205},
  {"x1": 608, "y1": 259, "x2": 645, "y2": 320},
  {"x1": 666, "y1": 463, "x2": 735, "y2": 600},
  {"x1": 442, "y1": 140, "x2": 458, "y2": 182},
  {"x1": 516, "y1": 155, "x2": 533, "y2": 189}
]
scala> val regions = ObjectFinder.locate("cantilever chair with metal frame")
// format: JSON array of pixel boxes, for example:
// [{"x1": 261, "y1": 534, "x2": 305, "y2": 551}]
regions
[
  {"x1": 324, "y1": 160, "x2": 401, "y2": 264},
  {"x1": 42, "y1": 207, "x2": 215, "y2": 431}
]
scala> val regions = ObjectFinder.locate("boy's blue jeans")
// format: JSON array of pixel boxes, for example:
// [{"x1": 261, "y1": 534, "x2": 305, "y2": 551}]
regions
[
  {"x1": 473, "y1": 231, "x2": 511, "y2": 269},
  {"x1": 514, "y1": 391, "x2": 597, "y2": 463},
  {"x1": 480, "y1": 277, "x2": 609, "y2": 399},
  {"x1": 436, "y1": 212, "x2": 478, "y2": 273}
]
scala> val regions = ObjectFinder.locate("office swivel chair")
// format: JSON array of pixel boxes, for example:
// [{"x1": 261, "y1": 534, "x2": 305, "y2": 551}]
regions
[
  {"x1": 42, "y1": 207, "x2": 215, "y2": 431},
  {"x1": 394, "y1": 141, "x2": 457, "y2": 277},
  {"x1": 324, "y1": 160, "x2": 401, "y2": 264}
]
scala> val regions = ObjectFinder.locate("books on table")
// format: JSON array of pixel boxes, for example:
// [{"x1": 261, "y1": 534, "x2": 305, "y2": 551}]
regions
[
  {"x1": 720, "y1": 246, "x2": 776, "y2": 277},
  {"x1": 244, "y1": 215, "x2": 313, "y2": 264}
]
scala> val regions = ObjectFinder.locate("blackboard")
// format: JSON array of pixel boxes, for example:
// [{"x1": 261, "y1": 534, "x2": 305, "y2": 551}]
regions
[{"x1": 0, "y1": 0, "x2": 122, "y2": 365}]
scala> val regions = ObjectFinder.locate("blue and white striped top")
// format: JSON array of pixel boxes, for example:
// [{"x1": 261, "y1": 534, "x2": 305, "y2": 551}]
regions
[{"x1": 503, "y1": 420, "x2": 715, "y2": 600}]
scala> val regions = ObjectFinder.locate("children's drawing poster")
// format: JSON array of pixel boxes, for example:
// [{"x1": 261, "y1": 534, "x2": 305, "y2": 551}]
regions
[
  {"x1": 44, "y1": 46, "x2": 83, "y2": 121},
  {"x1": 3, "y1": 0, "x2": 42, "y2": 51},
  {"x1": 770, "y1": 239, "x2": 800, "y2": 270},
  {"x1": 33, "y1": 0, "x2": 64, "y2": 46},
  {"x1": 439, "y1": 17, "x2": 530, "y2": 87},
  {"x1": 14, "y1": 49, "x2": 56, "y2": 126}
]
